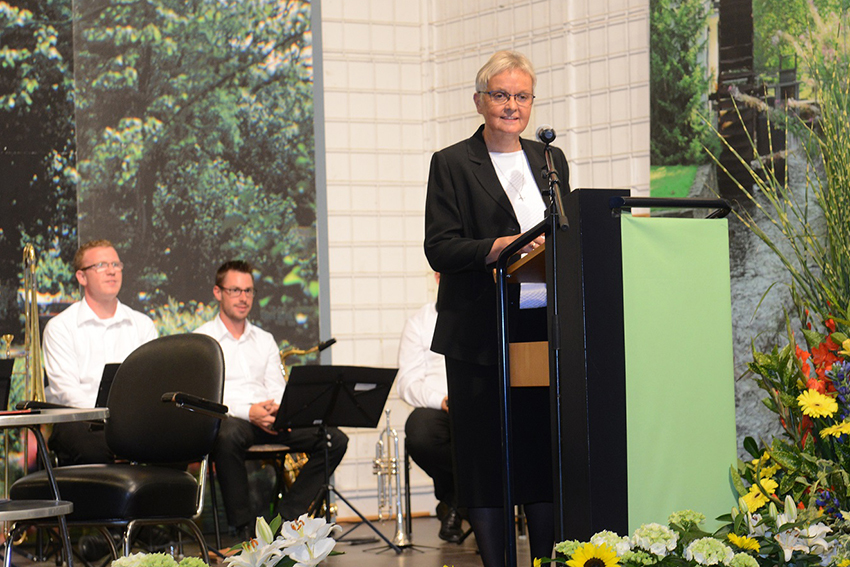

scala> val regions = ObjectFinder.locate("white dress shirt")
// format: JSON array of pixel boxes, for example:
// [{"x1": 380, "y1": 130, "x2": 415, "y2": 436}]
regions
[
  {"x1": 43, "y1": 298, "x2": 158, "y2": 407},
  {"x1": 490, "y1": 150, "x2": 547, "y2": 308},
  {"x1": 396, "y1": 302, "x2": 448, "y2": 410},
  {"x1": 194, "y1": 315, "x2": 285, "y2": 422}
]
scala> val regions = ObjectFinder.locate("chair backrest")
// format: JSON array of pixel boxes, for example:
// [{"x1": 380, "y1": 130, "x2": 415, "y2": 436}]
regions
[{"x1": 105, "y1": 333, "x2": 225, "y2": 464}]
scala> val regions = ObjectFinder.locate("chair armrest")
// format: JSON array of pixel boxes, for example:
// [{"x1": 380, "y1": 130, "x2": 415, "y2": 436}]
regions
[
  {"x1": 161, "y1": 392, "x2": 228, "y2": 419},
  {"x1": 16, "y1": 400, "x2": 71, "y2": 410}
]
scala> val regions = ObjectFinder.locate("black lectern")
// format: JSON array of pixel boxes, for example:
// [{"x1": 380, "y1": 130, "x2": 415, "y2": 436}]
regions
[{"x1": 494, "y1": 189, "x2": 734, "y2": 567}]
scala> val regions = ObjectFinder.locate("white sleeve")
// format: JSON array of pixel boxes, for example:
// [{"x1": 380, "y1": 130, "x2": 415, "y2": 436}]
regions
[
  {"x1": 264, "y1": 336, "x2": 286, "y2": 404},
  {"x1": 396, "y1": 311, "x2": 445, "y2": 410},
  {"x1": 140, "y1": 316, "x2": 158, "y2": 343},
  {"x1": 43, "y1": 319, "x2": 89, "y2": 408}
]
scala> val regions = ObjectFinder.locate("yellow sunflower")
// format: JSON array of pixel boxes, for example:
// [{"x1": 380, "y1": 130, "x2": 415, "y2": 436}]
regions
[
  {"x1": 820, "y1": 420, "x2": 850, "y2": 438},
  {"x1": 797, "y1": 389, "x2": 838, "y2": 418},
  {"x1": 566, "y1": 542, "x2": 619, "y2": 567},
  {"x1": 741, "y1": 478, "x2": 778, "y2": 511},
  {"x1": 759, "y1": 462, "x2": 781, "y2": 478},
  {"x1": 727, "y1": 533, "x2": 760, "y2": 552}
]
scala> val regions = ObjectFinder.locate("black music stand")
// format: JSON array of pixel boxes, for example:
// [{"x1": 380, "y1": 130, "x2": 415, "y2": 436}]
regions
[
  {"x1": 0, "y1": 359, "x2": 14, "y2": 410},
  {"x1": 275, "y1": 365, "x2": 402, "y2": 553}
]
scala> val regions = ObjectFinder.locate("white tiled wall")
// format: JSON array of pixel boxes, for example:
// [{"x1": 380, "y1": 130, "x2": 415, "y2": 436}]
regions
[{"x1": 320, "y1": 0, "x2": 649, "y2": 520}]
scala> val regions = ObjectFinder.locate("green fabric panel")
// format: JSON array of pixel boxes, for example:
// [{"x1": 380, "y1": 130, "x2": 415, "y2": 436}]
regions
[{"x1": 620, "y1": 215, "x2": 737, "y2": 532}]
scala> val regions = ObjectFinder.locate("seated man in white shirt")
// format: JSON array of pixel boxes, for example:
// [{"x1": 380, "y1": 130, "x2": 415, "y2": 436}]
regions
[
  {"x1": 397, "y1": 273, "x2": 463, "y2": 543},
  {"x1": 43, "y1": 239, "x2": 158, "y2": 465},
  {"x1": 195, "y1": 260, "x2": 348, "y2": 539}
]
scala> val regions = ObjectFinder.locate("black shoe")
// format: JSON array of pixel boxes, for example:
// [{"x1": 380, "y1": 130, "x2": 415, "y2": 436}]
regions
[
  {"x1": 438, "y1": 507, "x2": 463, "y2": 543},
  {"x1": 78, "y1": 534, "x2": 112, "y2": 562}
]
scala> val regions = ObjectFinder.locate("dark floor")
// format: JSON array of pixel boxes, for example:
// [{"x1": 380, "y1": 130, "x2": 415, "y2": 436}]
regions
[{"x1": 4, "y1": 517, "x2": 536, "y2": 567}]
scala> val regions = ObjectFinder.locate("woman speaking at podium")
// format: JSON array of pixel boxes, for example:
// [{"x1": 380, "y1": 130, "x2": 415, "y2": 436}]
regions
[{"x1": 424, "y1": 51, "x2": 570, "y2": 567}]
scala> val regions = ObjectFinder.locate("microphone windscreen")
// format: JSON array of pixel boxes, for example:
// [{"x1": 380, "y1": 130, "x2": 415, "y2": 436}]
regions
[{"x1": 535, "y1": 125, "x2": 556, "y2": 144}]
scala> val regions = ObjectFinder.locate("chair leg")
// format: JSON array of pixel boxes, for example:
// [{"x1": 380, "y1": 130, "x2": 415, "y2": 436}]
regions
[
  {"x1": 208, "y1": 463, "x2": 222, "y2": 550},
  {"x1": 179, "y1": 520, "x2": 210, "y2": 565},
  {"x1": 4, "y1": 524, "x2": 18, "y2": 567},
  {"x1": 96, "y1": 526, "x2": 120, "y2": 560}
]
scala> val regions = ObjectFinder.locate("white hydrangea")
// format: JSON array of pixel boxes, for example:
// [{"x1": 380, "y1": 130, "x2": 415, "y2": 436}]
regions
[
  {"x1": 631, "y1": 523, "x2": 678, "y2": 557},
  {"x1": 590, "y1": 530, "x2": 632, "y2": 557}
]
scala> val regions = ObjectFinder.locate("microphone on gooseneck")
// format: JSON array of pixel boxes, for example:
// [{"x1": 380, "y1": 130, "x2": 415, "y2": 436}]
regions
[{"x1": 535, "y1": 125, "x2": 556, "y2": 145}]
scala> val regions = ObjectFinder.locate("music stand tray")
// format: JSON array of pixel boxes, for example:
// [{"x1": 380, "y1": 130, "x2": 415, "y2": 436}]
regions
[
  {"x1": 274, "y1": 365, "x2": 396, "y2": 431},
  {"x1": 274, "y1": 365, "x2": 404, "y2": 553}
]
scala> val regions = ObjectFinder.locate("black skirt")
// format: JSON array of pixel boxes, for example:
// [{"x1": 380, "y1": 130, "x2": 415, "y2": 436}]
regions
[{"x1": 445, "y1": 356, "x2": 553, "y2": 508}]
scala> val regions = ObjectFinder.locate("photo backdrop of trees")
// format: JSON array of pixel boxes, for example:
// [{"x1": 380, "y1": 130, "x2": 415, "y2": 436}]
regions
[{"x1": 1, "y1": 0, "x2": 320, "y2": 351}]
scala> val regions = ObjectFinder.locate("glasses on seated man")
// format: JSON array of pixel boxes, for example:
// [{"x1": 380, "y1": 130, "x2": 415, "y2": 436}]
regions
[{"x1": 79, "y1": 261, "x2": 124, "y2": 273}]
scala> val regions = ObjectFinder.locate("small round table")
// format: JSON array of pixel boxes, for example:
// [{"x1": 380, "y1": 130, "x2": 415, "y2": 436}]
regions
[{"x1": 0, "y1": 407, "x2": 109, "y2": 567}]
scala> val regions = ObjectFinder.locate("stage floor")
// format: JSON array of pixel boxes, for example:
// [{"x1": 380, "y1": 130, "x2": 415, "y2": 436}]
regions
[
  {"x1": 6, "y1": 516, "x2": 537, "y2": 567},
  {"x1": 324, "y1": 516, "x2": 532, "y2": 567}
]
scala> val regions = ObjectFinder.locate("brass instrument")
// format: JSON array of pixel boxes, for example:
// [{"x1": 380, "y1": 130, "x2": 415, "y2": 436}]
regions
[
  {"x1": 373, "y1": 409, "x2": 411, "y2": 547},
  {"x1": 279, "y1": 338, "x2": 337, "y2": 381},
  {"x1": 23, "y1": 244, "x2": 45, "y2": 402}
]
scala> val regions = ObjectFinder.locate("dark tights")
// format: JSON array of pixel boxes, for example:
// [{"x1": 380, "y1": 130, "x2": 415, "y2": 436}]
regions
[{"x1": 467, "y1": 502, "x2": 554, "y2": 567}]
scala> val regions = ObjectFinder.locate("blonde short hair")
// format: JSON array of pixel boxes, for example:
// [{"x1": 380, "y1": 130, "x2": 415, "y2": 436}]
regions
[
  {"x1": 74, "y1": 239, "x2": 115, "y2": 271},
  {"x1": 475, "y1": 50, "x2": 536, "y2": 92}
]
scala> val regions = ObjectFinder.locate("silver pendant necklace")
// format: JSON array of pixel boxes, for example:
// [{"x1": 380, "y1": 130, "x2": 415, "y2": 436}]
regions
[{"x1": 492, "y1": 156, "x2": 526, "y2": 201}]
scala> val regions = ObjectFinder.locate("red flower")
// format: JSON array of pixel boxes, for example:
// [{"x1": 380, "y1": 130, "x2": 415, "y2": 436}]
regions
[
  {"x1": 801, "y1": 415, "x2": 814, "y2": 447},
  {"x1": 808, "y1": 378, "x2": 827, "y2": 394},
  {"x1": 812, "y1": 341, "x2": 840, "y2": 370},
  {"x1": 826, "y1": 319, "x2": 836, "y2": 332}
]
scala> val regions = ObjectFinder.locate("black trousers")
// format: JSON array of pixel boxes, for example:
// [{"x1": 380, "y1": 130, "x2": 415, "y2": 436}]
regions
[
  {"x1": 48, "y1": 422, "x2": 113, "y2": 465},
  {"x1": 211, "y1": 417, "x2": 348, "y2": 528},
  {"x1": 404, "y1": 408, "x2": 455, "y2": 507}
]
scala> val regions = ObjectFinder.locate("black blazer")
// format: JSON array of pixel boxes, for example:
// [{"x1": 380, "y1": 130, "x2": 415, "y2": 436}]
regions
[{"x1": 424, "y1": 124, "x2": 571, "y2": 365}]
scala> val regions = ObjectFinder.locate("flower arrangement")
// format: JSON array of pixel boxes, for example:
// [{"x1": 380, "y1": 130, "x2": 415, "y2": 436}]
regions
[
  {"x1": 224, "y1": 515, "x2": 341, "y2": 567},
  {"x1": 737, "y1": 313, "x2": 850, "y2": 511},
  {"x1": 108, "y1": 516, "x2": 339, "y2": 567},
  {"x1": 112, "y1": 554, "x2": 206, "y2": 567},
  {"x1": 546, "y1": 506, "x2": 849, "y2": 567},
  {"x1": 108, "y1": 516, "x2": 340, "y2": 567}
]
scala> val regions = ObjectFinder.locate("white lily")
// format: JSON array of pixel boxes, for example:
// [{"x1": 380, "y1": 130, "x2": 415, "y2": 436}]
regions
[
  {"x1": 784, "y1": 495, "x2": 798, "y2": 523},
  {"x1": 802, "y1": 523, "x2": 832, "y2": 555},
  {"x1": 774, "y1": 529, "x2": 809, "y2": 562},
  {"x1": 280, "y1": 514, "x2": 340, "y2": 548},
  {"x1": 287, "y1": 538, "x2": 337, "y2": 567},
  {"x1": 223, "y1": 517, "x2": 286, "y2": 567}
]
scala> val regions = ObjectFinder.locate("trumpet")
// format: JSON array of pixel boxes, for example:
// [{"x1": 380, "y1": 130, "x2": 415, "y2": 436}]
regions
[{"x1": 373, "y1": 409, "x2": 411, "y2": 547}]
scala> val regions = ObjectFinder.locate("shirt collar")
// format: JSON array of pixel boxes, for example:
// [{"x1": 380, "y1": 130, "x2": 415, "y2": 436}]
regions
[
  {"x1": 77, "y1": 298, "x2": 132, "y2": 327},
  {"x1": 211, "y1": 313, "x2": 255, "y2": 342}
]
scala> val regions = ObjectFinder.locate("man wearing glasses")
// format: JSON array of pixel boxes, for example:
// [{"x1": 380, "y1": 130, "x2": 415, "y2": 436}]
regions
[
  {"x1": 43, "y1": 239, "x2": 158, "y2": 465},
  {"x1": 194, "y1": 260, "x2": 348, "y2": 540}
]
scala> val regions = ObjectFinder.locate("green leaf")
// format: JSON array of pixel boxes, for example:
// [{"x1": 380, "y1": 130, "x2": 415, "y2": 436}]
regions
[
  {"x1": 730, "y1": 464, "x2": 747, "y2": 496},
  {"x1": 743, "y1": 437, "x2": 760, "y2": 459}
]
